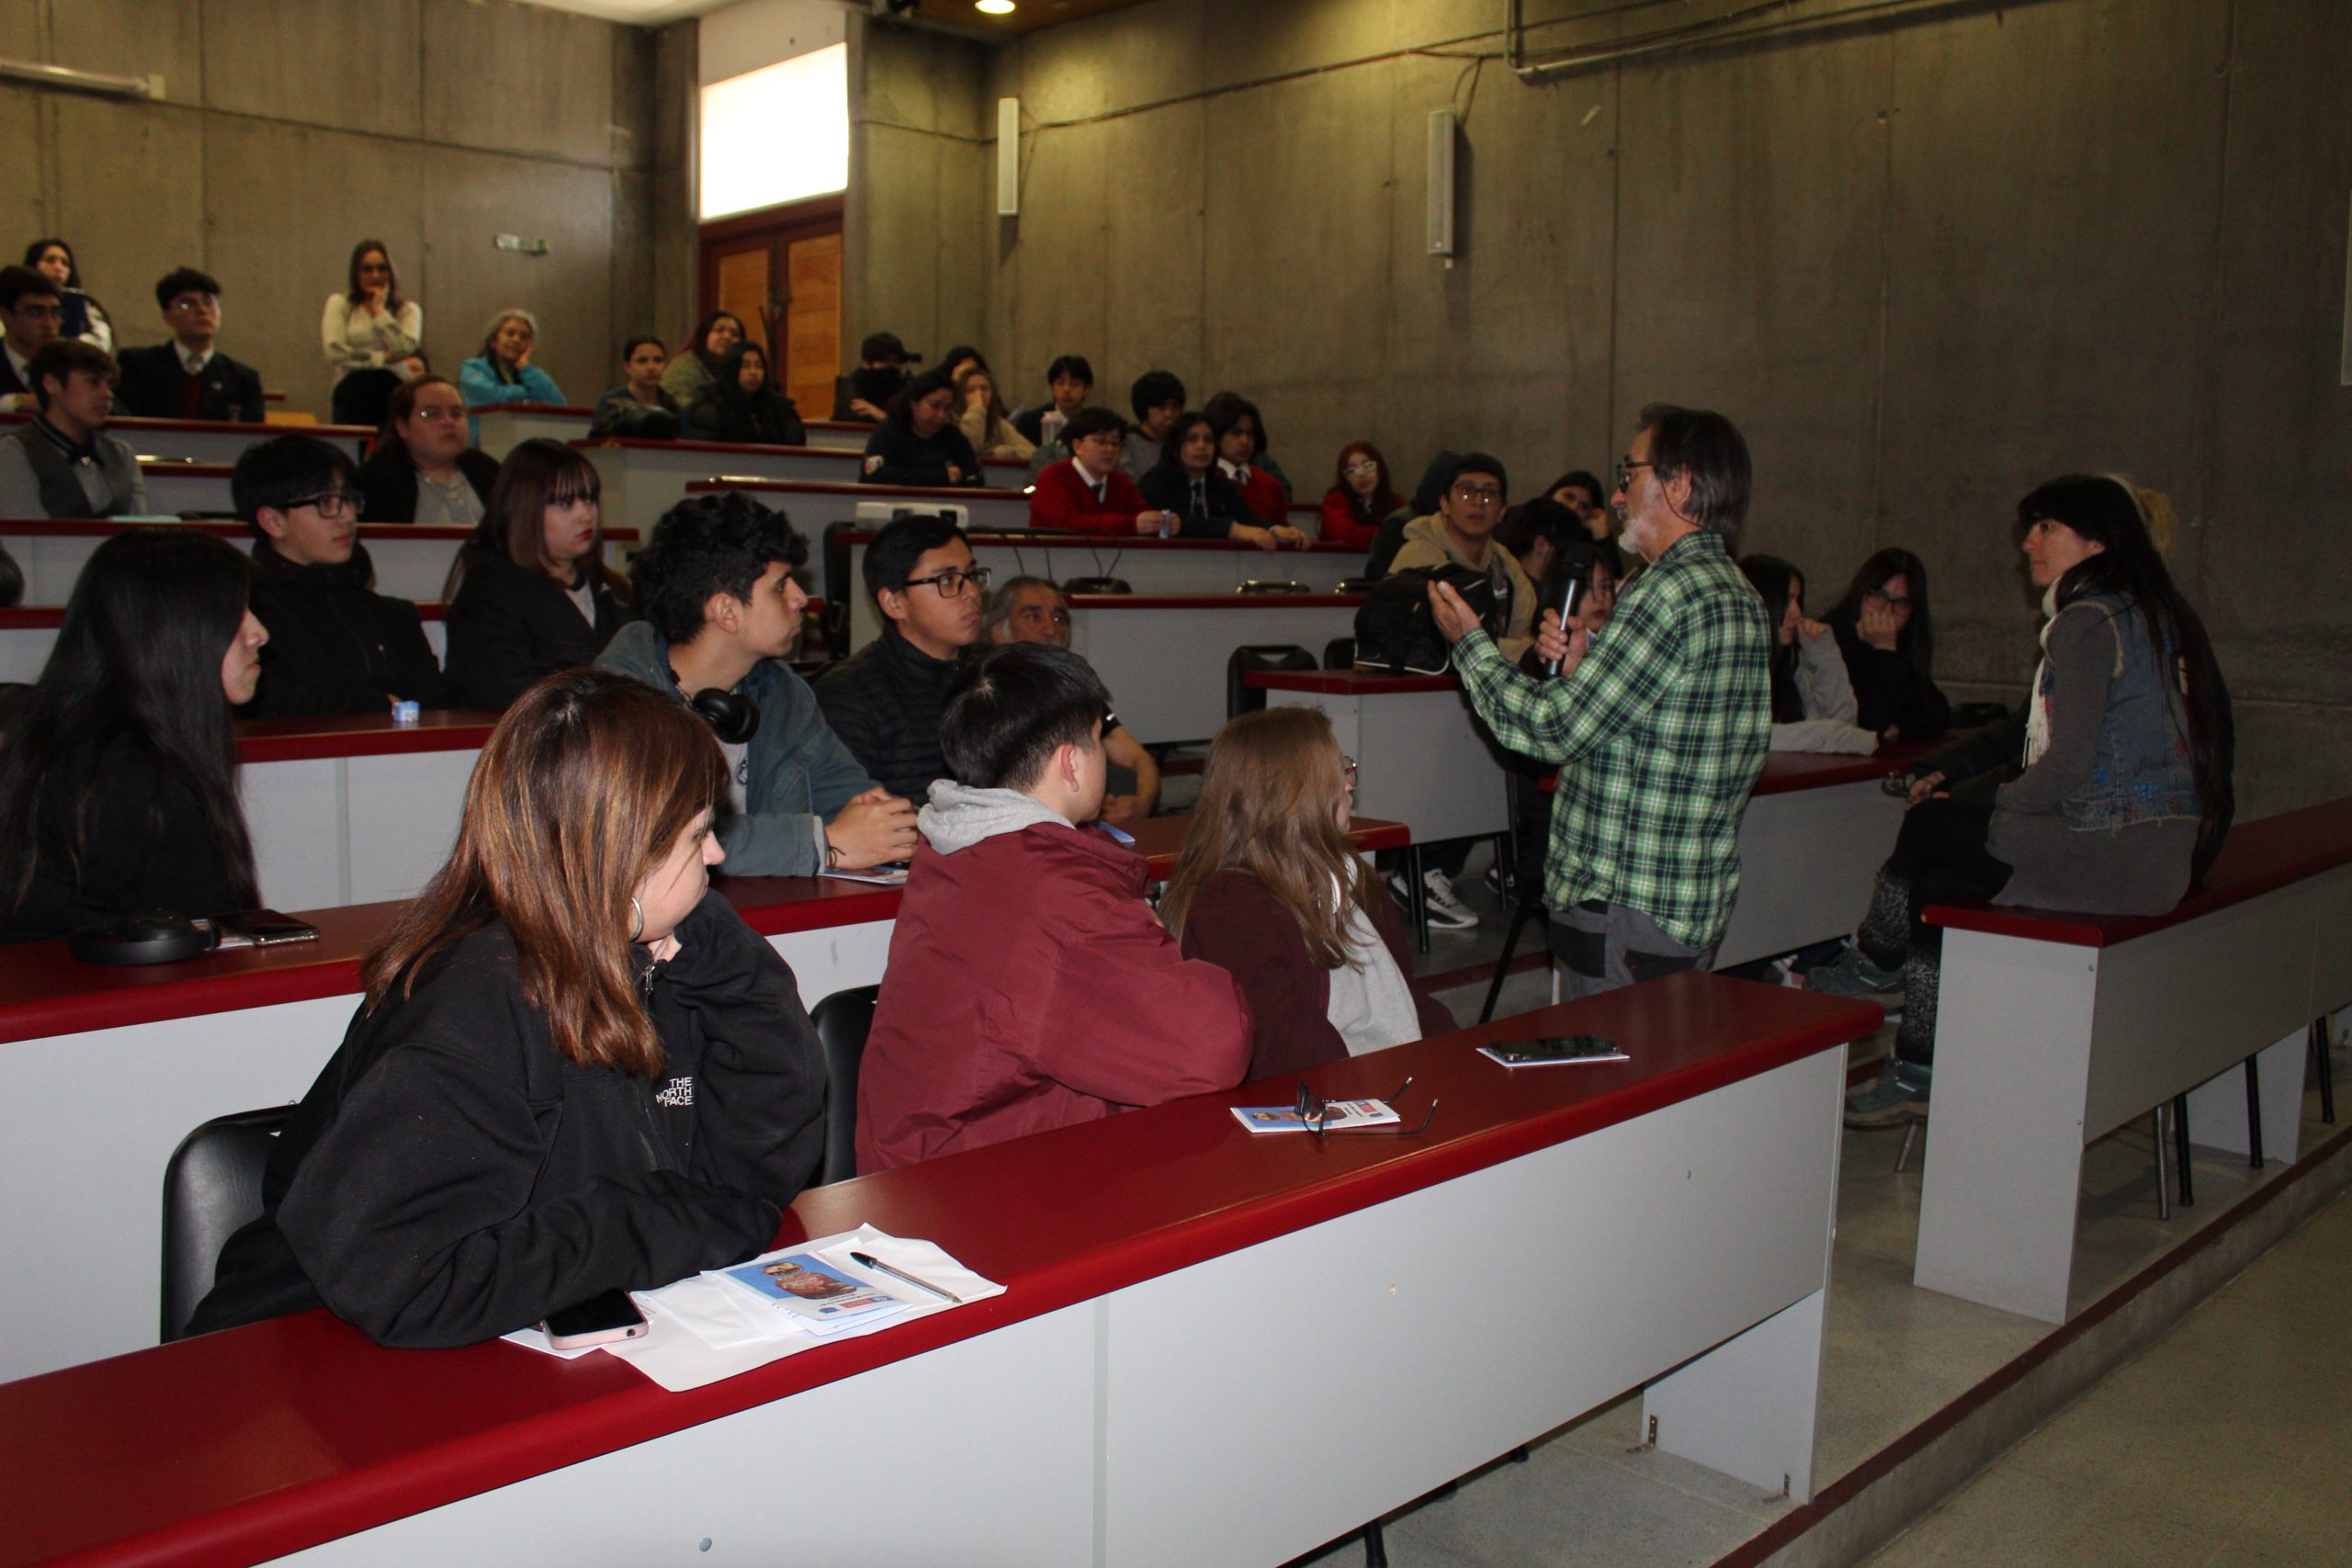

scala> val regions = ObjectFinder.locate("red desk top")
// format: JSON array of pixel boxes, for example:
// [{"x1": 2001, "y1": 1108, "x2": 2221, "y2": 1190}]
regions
[
  {"x1": 0, "y1": 972, "x2": 1877, "y2": 1568},
  {"x1": 0, "y1": 520, "x2": 636, "y2": 544},
  {"x1": 581, "y1": 435, "x2": 1027, "y2": 473},
  {"x1": 1248, "y1": 669, "x2": 1460, "y2": 695},
  {"x1": 0, "y1": 414, "x2": 372, "y2": 445},
  {"x1": 135, "y1": 460, "x2": 234, "y2": 477},
  {"x1": 1926, "y1": 795, "x2": 2352, "y2": 948},
  {"x1": 0, "y1": 818, "x2": 1408, "y2": 1046},
  {"x1": 235, "y1": 710, "x2": 498, "y2": 763},
  {"x1": 839, "y1": 526, "x2": 1365, "y2": 557},
  {"x1": 684, "y1": 477, "x2": 1027, "y2": 502},
  {"x1": 1069, "y1": 592, "x2": 1364, "y2": 611}
]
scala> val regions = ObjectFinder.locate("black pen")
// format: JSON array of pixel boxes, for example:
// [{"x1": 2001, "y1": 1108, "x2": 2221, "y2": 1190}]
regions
[{"x1": 850, "y1": 1250, "x2": 964, "y2": 1304}]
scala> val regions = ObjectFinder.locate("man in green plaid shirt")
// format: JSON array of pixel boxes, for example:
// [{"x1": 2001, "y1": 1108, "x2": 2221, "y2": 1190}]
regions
[{"x1": 1430, "y1": 405, "x2": 1770, "y2": 998}]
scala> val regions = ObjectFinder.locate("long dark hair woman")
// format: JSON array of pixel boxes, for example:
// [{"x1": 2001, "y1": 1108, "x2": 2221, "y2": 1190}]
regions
[
  {"x1": 1834, "y1": 477, "x2": 2233, "y2": 1127},
  {"x1": 0, "y1": 529, "x2": 267, "y2": 942},
  {"x1": 322, "y1": 239, "x2": 424, "y2": 429},
  {"x1": 24, "y1": 238, "x2": 113, "y2": 351},
  {"x1": 859, "y1": 368, "x2": 982, "y2": 488},
  {"x1": 1161, "y1": 706, "x2": 1453, "y2": 1079},
  {"x1": 660, "y1": 310, "x2": 747, "y2": 410},
  {"x1": 443, "y1": 439, "x2": 633, "y2": 708},
  {"x1": 1738, "y1": 554, "x2": 1873, "y2": 754},
  {"x1": 188, "y1": 669, "x2": 826, "y2": 1346},
  {"x1": 686, "y1": 342, "x2": 807, "y2": 446},
  {"x1": 1136, "y1": 410, "x2": 1277, "y2": 547},
  {"x1": 1825, "y1": 547, "x2": 1950, "y2": 741},
  {"x1": 1318, "y1": 441, "x2": 1401, "y2": 547}
]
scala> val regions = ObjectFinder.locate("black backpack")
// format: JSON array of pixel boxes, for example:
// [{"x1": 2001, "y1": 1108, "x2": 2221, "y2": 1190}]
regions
[{"x1": 1352, "y1": 564, "x2": 1494, "y2": 676}]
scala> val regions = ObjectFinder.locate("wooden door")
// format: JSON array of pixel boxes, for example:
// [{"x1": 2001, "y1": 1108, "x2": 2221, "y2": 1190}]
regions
[{"x1": 698, "y1": 194, "x2": 844, "y2": 425}]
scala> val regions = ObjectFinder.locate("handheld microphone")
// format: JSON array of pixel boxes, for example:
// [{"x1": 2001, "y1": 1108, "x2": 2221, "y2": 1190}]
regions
[{"x1": 1544, "y1": 576, "x2": 1582, "y2": 678}]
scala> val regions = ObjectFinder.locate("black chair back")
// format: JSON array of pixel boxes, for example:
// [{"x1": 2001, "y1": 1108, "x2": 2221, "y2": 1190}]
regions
[
  {"x1": 1227, "y1": 644, "x2": 1316, "y2": 719},
  {"x1": 1322, "y1": 637, "x2": 1356, "y2": 670},
  {"x1": 1062, "y1": 576, "x2": 1131, "y2": 594},
  {"x1": 810, "y1": 985, "x2": 880, "y2": 1186},
  {"x1": 161, "y1": 1105, "x2": 293, "y2": 1342}
]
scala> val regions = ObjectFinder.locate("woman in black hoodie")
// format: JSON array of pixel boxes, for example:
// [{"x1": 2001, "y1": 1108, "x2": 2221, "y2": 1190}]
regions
[
  {"x1": 444, "y1": 438, "x2": 633, "y2": 708},
  {"x1": 189, "y1": 669, "x2": 827, "y2": 1347}
]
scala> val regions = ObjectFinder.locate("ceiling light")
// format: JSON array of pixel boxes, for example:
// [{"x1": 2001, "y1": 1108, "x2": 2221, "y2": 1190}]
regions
[{"x1": 976, "y1": 0, "x2": 1015, "y2": 13}]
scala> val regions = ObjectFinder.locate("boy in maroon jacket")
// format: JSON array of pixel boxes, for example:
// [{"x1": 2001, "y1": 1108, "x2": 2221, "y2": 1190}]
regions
[{"x1": 855, "y1": 643, "x2": 1250, "y2": 1171}]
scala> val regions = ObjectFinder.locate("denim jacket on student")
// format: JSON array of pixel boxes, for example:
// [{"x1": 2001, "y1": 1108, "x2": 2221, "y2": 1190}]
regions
[
  {"x1": 596, "y1": 621, "x2": 877, "y2": 876},
  {"x1": 2049, "y1": 592, "x2": 2198, "y2": 831}
]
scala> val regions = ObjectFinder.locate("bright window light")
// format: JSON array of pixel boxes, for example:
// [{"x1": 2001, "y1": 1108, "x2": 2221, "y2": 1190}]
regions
[{"x1": 699, "y1": 44, "x2": 848, "y2": 220}]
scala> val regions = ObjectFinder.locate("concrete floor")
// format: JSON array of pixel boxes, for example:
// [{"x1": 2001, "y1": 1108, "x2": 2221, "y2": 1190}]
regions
[
  {"x1": 1864, "y1": 1187, "x2": 2352, "y2": 1568},
  {"x1": 1282, "y1": 940, "x2": 2347, "y2": 1568}
]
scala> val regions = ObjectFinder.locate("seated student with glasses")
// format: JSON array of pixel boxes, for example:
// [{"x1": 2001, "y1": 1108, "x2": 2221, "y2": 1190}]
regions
[
  {"x1": 0, "y1": 263, "x2": 64, "y2": 413},
  {"x1": 356, "y1": 376, "x2": 503, "y2": 527},
  {"x1": 113, "y1": 266, "x2": 266, "y2": 423},
  {"x1": 814, "y1": 513, "x2": 989, "y2": 802},
  {"x1": 1161, "y1": 706, "x2": 1453, "y2": 1081},
  {"x1": 1824, "y1": 547, "x2": 1951, "y2": 743},
  {"x1": 1026, "y1": 406, "x2": 1174, "y2": 536},
  {"x1": 0, "y1": 339, "x2": 147, "y2": 519},
  {"x1": 855, "y1": 641, "x2": 1251, "y2": 1171},
  {"x1": 235, "y1": 434, "x2": 448, "y2": 718}
]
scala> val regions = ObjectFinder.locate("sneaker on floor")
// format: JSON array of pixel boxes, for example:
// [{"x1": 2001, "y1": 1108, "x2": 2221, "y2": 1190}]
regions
[
  {"x1": 1421, "y1": 869, "x2": 1479, "y2": 930},
  {"x1": 1843, "y1": 1068, "x2": 1929, "y2": 1129},
  {"x1": 1806, "y1": 942, "x2": 1903, "y2": 998}
]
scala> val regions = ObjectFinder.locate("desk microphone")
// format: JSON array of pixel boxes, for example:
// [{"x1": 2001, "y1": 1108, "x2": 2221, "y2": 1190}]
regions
[{"x1": 1544, "y1": 577, "x2": 1581, "y2": 678}]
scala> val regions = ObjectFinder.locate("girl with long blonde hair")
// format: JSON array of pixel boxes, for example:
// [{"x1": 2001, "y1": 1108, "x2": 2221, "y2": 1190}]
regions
[{"x1": 1161, "y1": 706, "x2": 1452, "y2": 1078}]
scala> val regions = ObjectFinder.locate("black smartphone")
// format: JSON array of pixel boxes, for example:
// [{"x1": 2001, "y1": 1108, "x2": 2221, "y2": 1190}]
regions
[
  {"x1": 217, "y1": 909, "x2": 321, "y2": 946},
  {"x1": 1487, "y1": 1034, "x2": 1623, "y2": 1064},
  {"x1": 539, "y1": 1288, "x2": 650, "y2": 1349}
]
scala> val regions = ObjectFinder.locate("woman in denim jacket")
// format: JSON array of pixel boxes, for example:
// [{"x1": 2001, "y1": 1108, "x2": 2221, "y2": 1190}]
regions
[{"x1": 1839, "y1": 475, "x2": 2233, "y2": 1123}]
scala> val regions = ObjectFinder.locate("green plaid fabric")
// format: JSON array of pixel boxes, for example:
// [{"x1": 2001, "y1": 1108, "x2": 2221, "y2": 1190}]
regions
[{"x1": 1455, "y1": 530, "x2": 1771, "y2": 948}]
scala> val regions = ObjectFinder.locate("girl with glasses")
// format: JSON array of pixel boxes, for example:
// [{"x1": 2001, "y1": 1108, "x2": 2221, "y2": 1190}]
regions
[
  {"x1": 1317, "y1": 440, "x2": 1402, "y2": 547},
  {"x1": 1825, "y1": 547, "x2": 1951, "y2": 742}
]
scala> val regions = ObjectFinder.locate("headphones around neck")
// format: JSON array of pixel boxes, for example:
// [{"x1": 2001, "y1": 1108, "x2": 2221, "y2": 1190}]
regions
[{"x1": 676, "y1": 671, "x2": 760, "y2": 745}]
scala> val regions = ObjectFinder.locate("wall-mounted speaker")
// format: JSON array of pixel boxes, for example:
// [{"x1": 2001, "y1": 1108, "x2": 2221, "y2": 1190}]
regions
[
  {"x1": 998, "y1": 97, "x2": 1021, "y2": 218},
  {"x1": 1427, "y1": 108, "x2": 1456, "y2": 256}
]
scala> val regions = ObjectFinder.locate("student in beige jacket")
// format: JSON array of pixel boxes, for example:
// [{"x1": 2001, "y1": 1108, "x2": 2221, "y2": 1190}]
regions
[{"x1": 1386, "y1": 452, "x2": 1537, "y2": 664}]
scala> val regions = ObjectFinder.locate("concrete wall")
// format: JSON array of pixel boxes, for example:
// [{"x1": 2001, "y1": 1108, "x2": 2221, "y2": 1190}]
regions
[
  {"x1": 851, "y1": 0, "x2": 2352, "y2": 818},
  {"x1": 3, "y1": 0, "x2": 695, "y2": 417}
]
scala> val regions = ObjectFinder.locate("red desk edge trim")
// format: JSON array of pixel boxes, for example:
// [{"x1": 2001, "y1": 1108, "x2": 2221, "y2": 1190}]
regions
[
  {"x1": 838, "y1": 527, "x2": 1363, "y2": 556},
  {"x1": 1924, "y1": 797, "x2": 2352, "y2": 948},
  {"x1": 0, "y1": 975, "x2": 1878, "y2": 1568},
  {"x1": 0, "y1": 822, "x2": 1412, "y2": 1046},
  {"x1": 683, "y1": 478, "x2": 1025, "y2": 501},
  {"x1": 1069, "y1": 593, "x2": 1363, "y2": 610},
  {"x1": 580, "y1": 435, "x2": 1025, "y2": 469}
]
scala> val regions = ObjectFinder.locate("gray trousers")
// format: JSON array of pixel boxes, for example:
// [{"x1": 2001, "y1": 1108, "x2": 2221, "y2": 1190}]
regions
[{"x1": 1546, "y1": 899, "x2": 1716, "y2": 1001}]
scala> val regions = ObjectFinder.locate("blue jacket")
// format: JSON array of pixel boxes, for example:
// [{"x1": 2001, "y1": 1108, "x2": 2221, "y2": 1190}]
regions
[
  {"x1": 458, "y1": 357, "x2": 565, "y2": 445},
  {"x1": 2044, "y1": 592, "x2": 2199, "y2": 831},
  {"x1": 596, "y1": 621, "x2": 877, "y2": 876}
]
